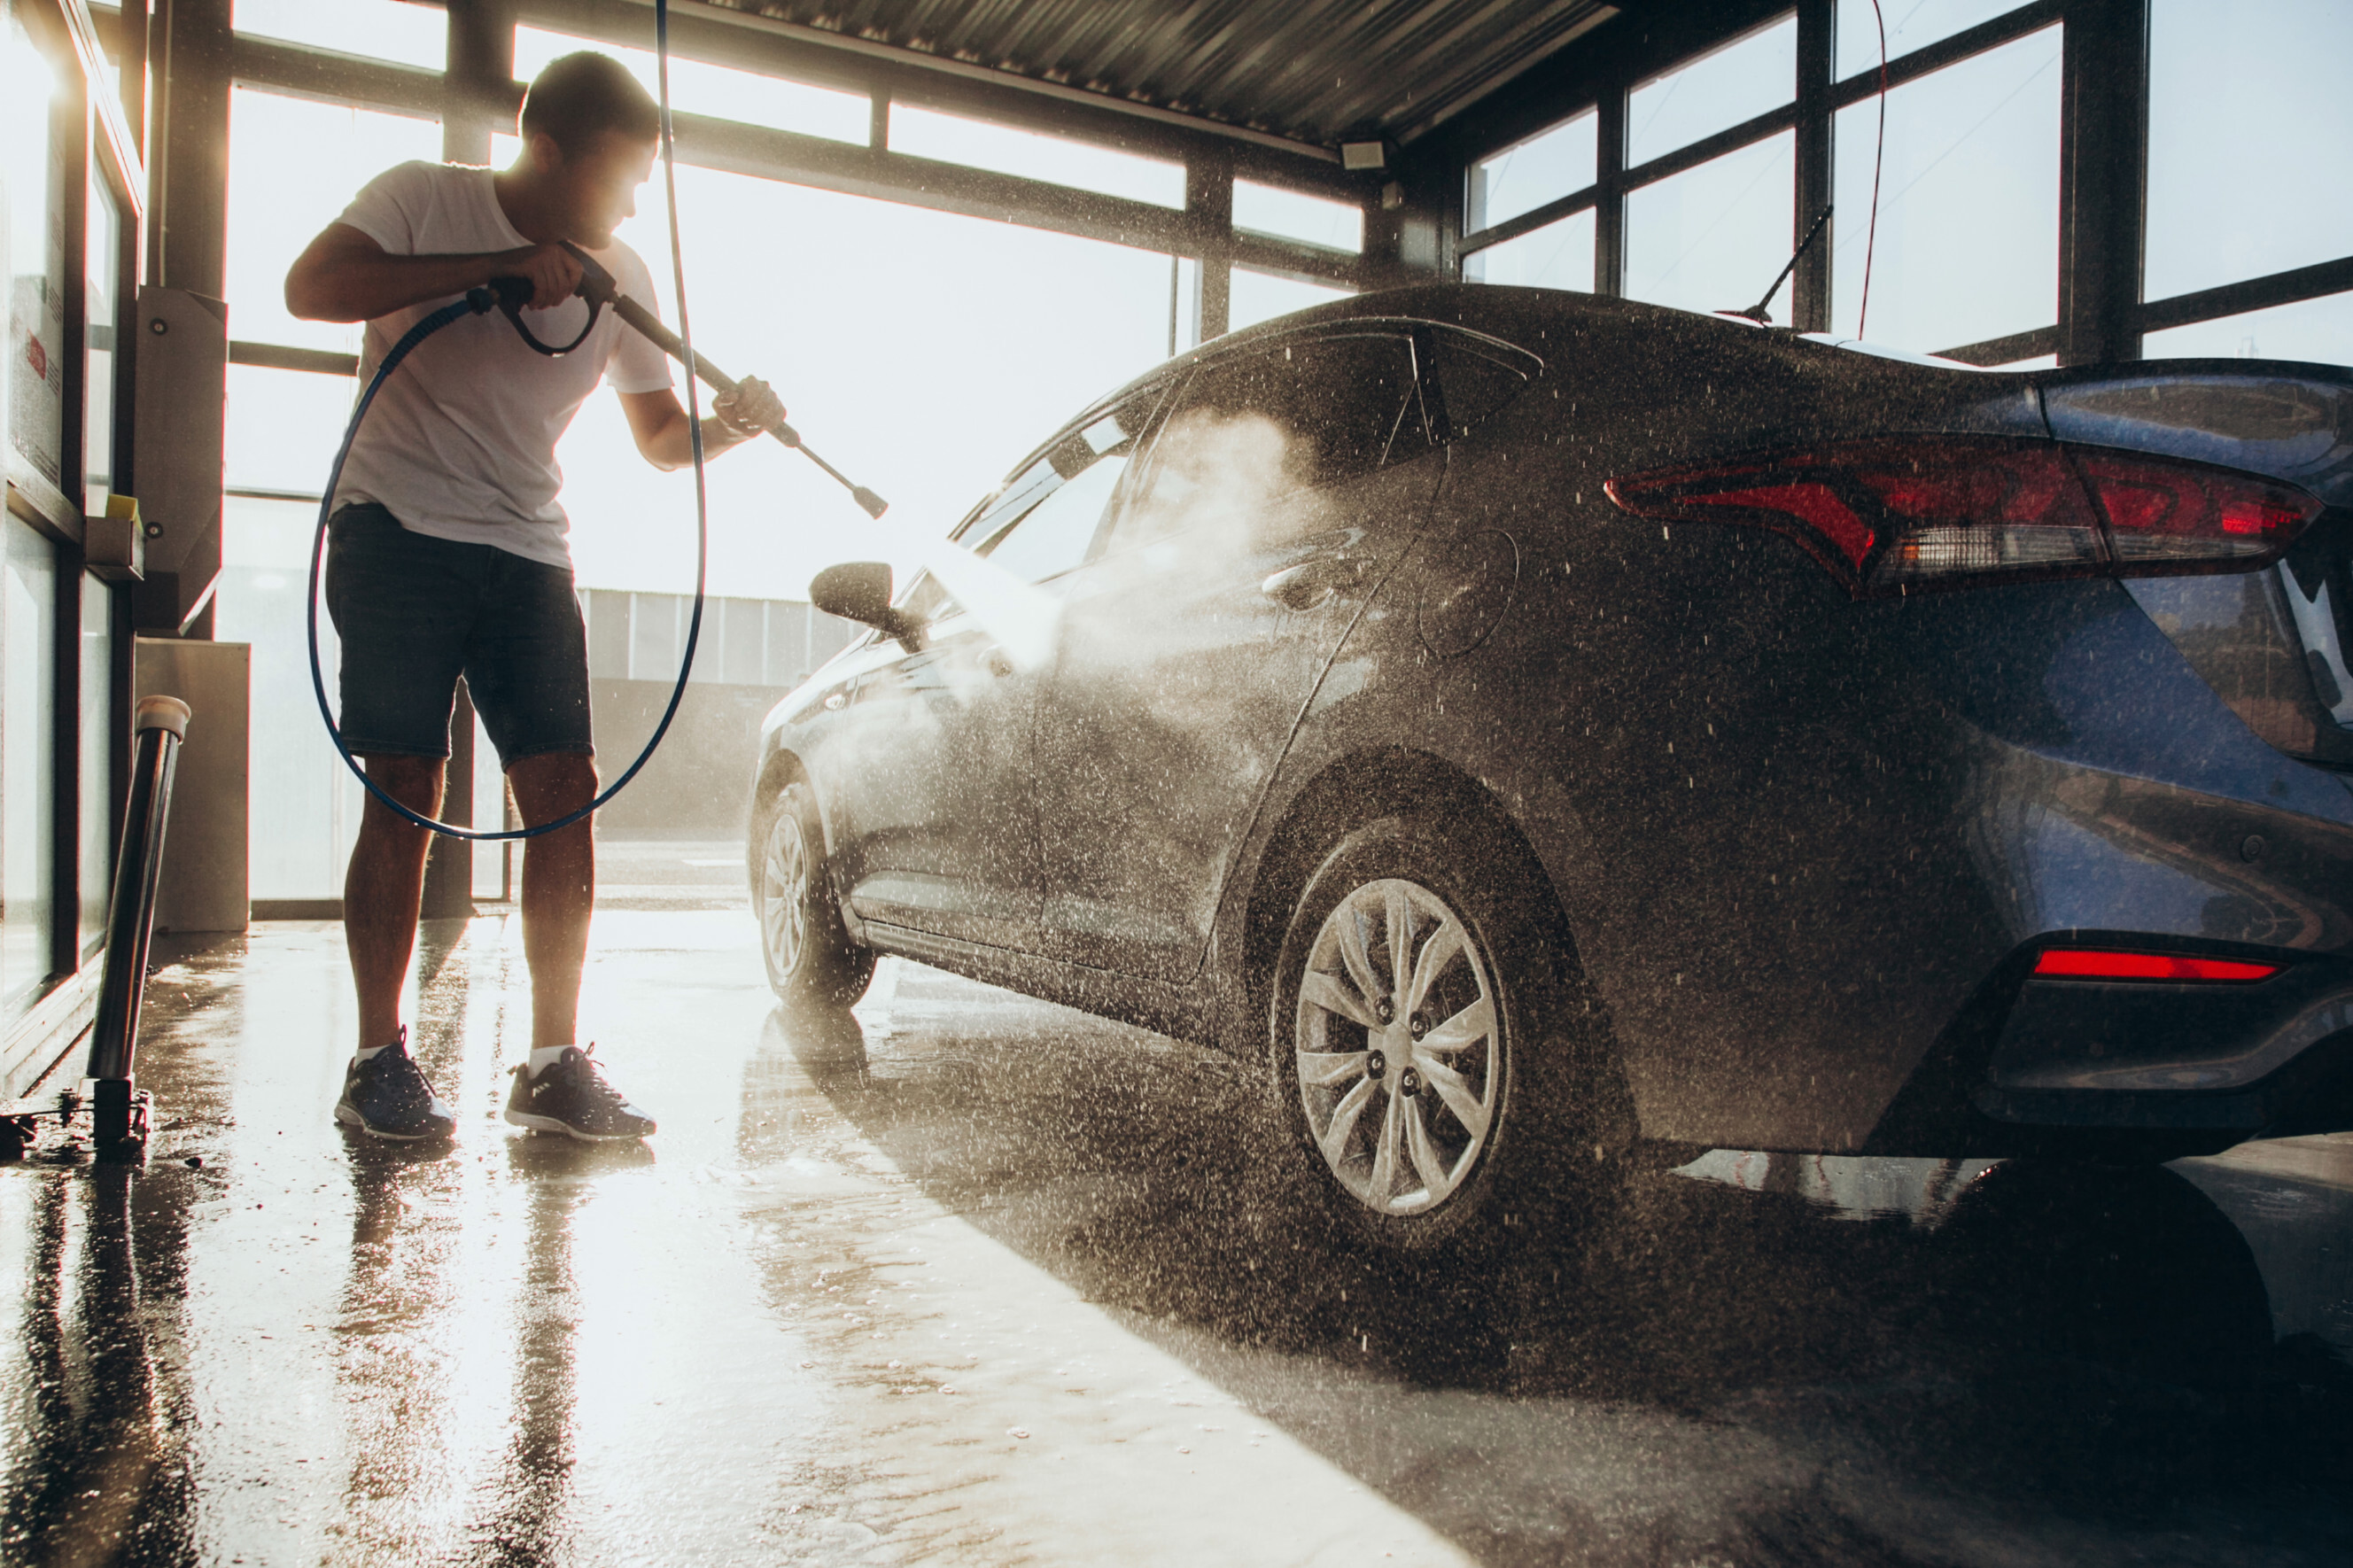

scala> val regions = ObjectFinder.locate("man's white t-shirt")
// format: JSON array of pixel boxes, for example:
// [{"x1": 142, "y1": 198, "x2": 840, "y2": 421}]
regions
[{"x1": 330, "y1": 160, "x2": 672, "y2": 569}]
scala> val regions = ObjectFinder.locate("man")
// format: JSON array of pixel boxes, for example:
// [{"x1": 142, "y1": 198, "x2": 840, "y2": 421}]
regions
[{"x1": 285, "y1": 51, "x2": 784, "y2": 1143}]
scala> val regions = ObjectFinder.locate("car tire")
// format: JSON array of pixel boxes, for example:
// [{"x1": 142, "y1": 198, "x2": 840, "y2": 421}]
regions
[
  {"x1": 1268, "y1": 811, "x2": 1611, "y2": 1261},
  {"x1": 754, "y1": 781, "x2": 876, "y2": 1010}
]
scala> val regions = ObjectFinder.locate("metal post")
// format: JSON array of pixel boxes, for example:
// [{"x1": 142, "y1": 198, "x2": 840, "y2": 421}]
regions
[
  {"x1": 84, "y1": 695, "x2": 190, "y2": 1155},
  {"x1": 1791, "y1": 0, "x2": 1834, "y2": 333},
  {"x1": 1595, "y1": 86, "x2": 1626, "y2": 298},
  {"x1": 1189, "y1": 146, "x2": 1233, "y2": 340},
  {"x1": 2057, "y1": 0, "x2": 2149, "y2": 366}
]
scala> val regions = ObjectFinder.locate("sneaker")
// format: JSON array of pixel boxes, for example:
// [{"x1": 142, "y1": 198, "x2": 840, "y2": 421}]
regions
[
  {"x1": 334, "y1": 1028, "x2": 456, "y2": 1142},
  {"x1": 504, "y1": 1046, "x2": 656, "y2": 1142}
]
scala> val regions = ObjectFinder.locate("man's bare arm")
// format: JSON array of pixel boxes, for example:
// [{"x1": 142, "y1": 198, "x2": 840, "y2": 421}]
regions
[
  {"x1": 285, "y1": 222, "x2": 584, "y2": 322},
  {"x1": 617, "y1": 378, "x2": 787, "y2": 472}
]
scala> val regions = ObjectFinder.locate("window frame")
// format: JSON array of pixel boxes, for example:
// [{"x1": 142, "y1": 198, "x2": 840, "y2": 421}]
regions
[
  {"x1": 1452, "y1": 0, "x2": 2112, "y2": 365},
  {"x1": 0, "y1": 0, "x2": 146, "y2": 1055}
]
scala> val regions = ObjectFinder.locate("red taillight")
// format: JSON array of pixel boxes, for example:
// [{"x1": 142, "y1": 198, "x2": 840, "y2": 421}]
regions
[
  {"x1": 2032, "y1": 949, "x2": 2281, "y2": 983},
  {"x1": 2071, "y1": 452, "x2": 2312, "y2": 563},
  {"x1": 1604, "y1": 438, "x2": 2321, "y2": 594}
]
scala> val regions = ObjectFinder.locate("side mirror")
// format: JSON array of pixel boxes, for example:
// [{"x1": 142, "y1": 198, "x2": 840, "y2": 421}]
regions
[{"x1": 811, "y1": 562, "x2": 925, "y2": 653}]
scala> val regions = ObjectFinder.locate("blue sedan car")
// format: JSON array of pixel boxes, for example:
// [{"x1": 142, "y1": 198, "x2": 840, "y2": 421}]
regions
[{"x1": 748, "y1": 285, "x2": 2353, "y2": 1259}]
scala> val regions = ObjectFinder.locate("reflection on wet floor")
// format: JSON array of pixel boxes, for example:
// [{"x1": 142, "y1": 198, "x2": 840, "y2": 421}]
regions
[{"x1": 1, "y1": 913, "x2": 2347, "y2": 1566}]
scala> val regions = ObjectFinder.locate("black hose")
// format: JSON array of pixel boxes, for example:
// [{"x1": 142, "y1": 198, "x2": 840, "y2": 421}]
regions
[{"x1": 305, "y1": 0, "x2": 708, "y2": 842}]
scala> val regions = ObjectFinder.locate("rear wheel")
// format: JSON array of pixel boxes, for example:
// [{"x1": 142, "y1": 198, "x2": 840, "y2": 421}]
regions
[
  {"x1": 755, "y1": 781, "x2": 875, "y2": 1009},
  {"x1": 1270, "y1": 812, "x2": 1608, "y2": 1260}
]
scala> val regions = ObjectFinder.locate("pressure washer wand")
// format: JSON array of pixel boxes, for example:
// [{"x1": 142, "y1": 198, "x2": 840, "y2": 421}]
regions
[{"x1": 549, "y1": 242, "x2": 888, "y2": 518}]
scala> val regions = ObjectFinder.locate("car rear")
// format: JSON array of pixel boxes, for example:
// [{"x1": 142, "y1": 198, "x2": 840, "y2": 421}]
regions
[
  {"x1": 1386, "y1": 289, "x2": 2353, "y2": 1159},
  {"x1": 1602, "y1": 332, "x2": 2353, "y2": 1154}
]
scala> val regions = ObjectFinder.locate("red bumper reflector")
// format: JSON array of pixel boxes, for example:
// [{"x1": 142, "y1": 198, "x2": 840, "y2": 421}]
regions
[{"x1": 2032, "y1": 949, "x2": 2281, "y2": 982}]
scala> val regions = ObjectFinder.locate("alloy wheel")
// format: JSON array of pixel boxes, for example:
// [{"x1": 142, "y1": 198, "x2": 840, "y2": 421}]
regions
[
  {"x1": 759, "y1": 808, "x2": 812, "y2": 982},
  {"x1": 1293, "y1": 876, "x2": 1499, "y2": 1217}
]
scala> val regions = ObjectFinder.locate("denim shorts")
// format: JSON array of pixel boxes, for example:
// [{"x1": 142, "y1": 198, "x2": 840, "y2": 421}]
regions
[{"x1": 323, "y1": 503, "x2": 594, "y2": 766}]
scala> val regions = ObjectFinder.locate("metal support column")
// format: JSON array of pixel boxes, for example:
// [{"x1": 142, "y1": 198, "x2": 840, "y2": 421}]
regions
[
  {"x1": 2056, "y1": 0, "x2": 2149, "y2": 366},
  {"x1": 1595, "y1": 86, "x2": 1626, "y2": 298},
  {"x1": 145, "y1": 0, "x2": 230, "y2": 301},
  {"x1": 419, "y1": 1, "x2": 516, "y2": 920},
  {"x1": 1791, "y1": 0, "x2": 1835, "y2": 332},
  {"x1": 445, "y1": 0, "x2": 518, "y2": 165},
  {"x1": 1189, "y1": 147, "x2": 1233, "y2": 340}
]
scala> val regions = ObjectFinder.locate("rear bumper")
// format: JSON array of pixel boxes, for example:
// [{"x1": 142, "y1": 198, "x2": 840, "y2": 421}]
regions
[
  {"x1": 1976, "y1": 955, "x2": 2353, "y2": 1139},
  {"x1": 1846, "y1": 740, "x2": 2353, "y2": 1156},
  {"x1": 1990, "y1": 953, "x2": 2353, "y2": 1095}
]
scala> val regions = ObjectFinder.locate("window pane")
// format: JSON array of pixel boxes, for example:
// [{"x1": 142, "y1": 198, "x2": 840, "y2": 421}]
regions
[
  {"x1": 1829, "y1": 25, "x2": 2061, "y2": 351},
  {"x1": 1228, "y1": 268, "x2": 1351, "y2": 332},
  {"x1": 84, "y1": 167, "x2": 121, "y2": 510},
  {"x1": 514, "y1": 26, "x2": 868, "y2": 146},
  {"x1": 1627, "y1": 14, "x2": 1796, "y2": 169},
  {"x1": 2143, "y1": 294, "x2": 2353, "y2": 368},
  {"x1": 2145, "y1": 0, "x2": 2353, "y2": 302},
  {"x1": 227, "y1": 364, "x2": 355, "y2": 496},
  {"x1": 1624, "y1": 131, "x2": 1794, "y2": 317},
  {"x1": 557, "y1": 160, "x2": 1176, "y2": 602},
  {"x1": 79, "y1": 574, "x2": 112, "y2": 953},
  {"x1": 470, "y1": 708, "x2": 501, "y2": 898},
  {"x1": 216, "y1": 494, "x2": 365, "y2": 901},
  {"x1": 232, "y1": 0, "x2": 445, "y2": 70},
  {"x1": 228, "y1": 89, "x2": 442, "y2": 354},
  {"x1": 1836, "y1": 0, "x2": 2027, "y2": 81},
  {"x1": 889, "y1": 105, "x2": 1184, "y2": 210},
  {"x1": 1233, "y1": 179, "x2": 1363, "y2": 253},
  {"x1": 5, "y1": 12, "x2": 66, "y2": 490},
  {"x1": 1464, "y1": 208, "x2": 1596, "y2": 293},
  {"x1": 1467, "y1": 108, "x2": 1596, "y2": 233},
  {"x1": 3, "y1": 515, "x2": 56, "y2": 1022}
]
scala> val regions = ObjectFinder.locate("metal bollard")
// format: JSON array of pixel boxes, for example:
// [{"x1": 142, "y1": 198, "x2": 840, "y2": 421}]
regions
[{"x1": 84, "y1": 696, "x2": 191, "y2": 1156}]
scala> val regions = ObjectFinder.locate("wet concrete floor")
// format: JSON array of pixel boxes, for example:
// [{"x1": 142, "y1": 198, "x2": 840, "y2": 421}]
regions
[{"x1": 3, "y1": 904, "x2": 2349, "y2": 1566}]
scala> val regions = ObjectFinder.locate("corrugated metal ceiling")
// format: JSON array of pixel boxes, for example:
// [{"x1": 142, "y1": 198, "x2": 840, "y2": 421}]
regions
[{"x1": 695, "y1": 0, "x2": 1621, "y2": 148}]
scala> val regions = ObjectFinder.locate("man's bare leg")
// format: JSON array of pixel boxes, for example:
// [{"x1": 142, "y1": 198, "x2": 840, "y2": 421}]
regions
[
  {"x1": 508, "y1": 751, "x2": 598, "y2": 1052},
  {"x1": 346, "y1": 755, "x2": 448, "y2": 1050}
]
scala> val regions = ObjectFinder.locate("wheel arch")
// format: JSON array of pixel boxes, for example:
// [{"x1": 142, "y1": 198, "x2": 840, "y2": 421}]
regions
[
  {"x1": 1239, "y1": 747, "x2": 1583, "y2": 1033},
  {"x1": 748, "y1": 745, "x2": 816, "y2": 889},
  {"x1": 1244, "y1": 744, "x2": 1647, "y2": 1215}
]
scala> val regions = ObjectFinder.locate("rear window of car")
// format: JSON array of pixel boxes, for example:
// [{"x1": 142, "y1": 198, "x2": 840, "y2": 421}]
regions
[
  {"x1": 1425, "y1": 328, "x2": 1542, "y2": 439},
  {"x1": 1169, "y1": 333, "x2": 1423, "y2": 491},
  {"x1": 1100, "y1": 331, "x2": 1425, "y2": 553}
]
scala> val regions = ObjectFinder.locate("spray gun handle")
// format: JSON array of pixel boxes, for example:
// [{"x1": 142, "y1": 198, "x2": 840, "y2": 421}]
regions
[
  {"x1": 481, "y1": 276, "x2": 536, "y2": 311},
  {"x1": 557, "y1": 240, "x2": 622, "y2": 307}
]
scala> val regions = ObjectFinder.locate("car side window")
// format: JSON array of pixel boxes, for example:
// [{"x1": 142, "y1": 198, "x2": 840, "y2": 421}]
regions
[
  {"x1": 1112, "y1": 332, "x2": 1421, "y2": 551},
  {"x1": 968, "y1": 397, "x2": 1159, "y2": 585}
]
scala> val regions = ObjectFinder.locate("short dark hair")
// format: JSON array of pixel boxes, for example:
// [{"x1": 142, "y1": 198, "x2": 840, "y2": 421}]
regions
[{"x1": 519, "y1": 51, "x2": 660, "y2": 158}]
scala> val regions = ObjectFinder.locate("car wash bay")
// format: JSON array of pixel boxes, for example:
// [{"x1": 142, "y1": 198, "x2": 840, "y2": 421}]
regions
[
  {"x1": 3, "y1": 909, "x2": 2350, "y2": 1566},
  {"x1": 9, "y1": 0, "x2": 2353, "y2": 1563}
]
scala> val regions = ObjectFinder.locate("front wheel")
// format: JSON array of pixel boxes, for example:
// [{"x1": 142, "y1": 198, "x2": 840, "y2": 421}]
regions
[
  {"x1": 1270, "y1": 813, "x2": 1604, "y2": 1260},
  {"x1": 754, "y1": 781, "x2": 875, "y2": 1009}
]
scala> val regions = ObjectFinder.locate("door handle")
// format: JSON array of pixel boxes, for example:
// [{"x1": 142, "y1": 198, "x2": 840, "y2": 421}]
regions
[{"x1": 1261, "y1": 555, "x2": 1371, "y2": 611}]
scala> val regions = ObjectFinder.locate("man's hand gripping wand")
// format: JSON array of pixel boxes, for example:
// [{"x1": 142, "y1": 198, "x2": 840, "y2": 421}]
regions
[{"x1": 485, "y1": 242, "x2": 889, "y2": 519}]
